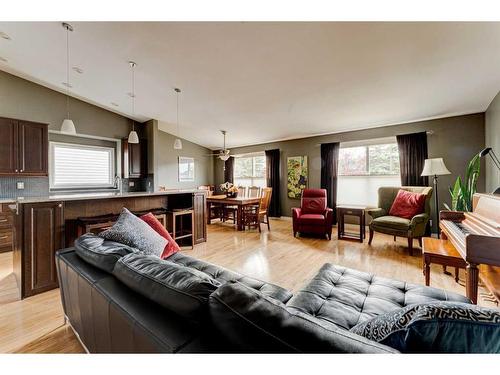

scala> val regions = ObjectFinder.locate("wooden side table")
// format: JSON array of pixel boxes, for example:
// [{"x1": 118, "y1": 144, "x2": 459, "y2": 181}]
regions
[
  {"x1": 166, "y1": 209, "x2": 194, "y2": 249},
  {"x1": 422, "y1": 237, "x2": 467, "y2": 287},
  {"x1": 337, "y1": 205, "x2": 366, "y2": 242}
]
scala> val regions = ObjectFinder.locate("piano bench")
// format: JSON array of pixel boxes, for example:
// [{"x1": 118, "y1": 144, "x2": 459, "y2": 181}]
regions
[{"x1": 422, "y1": 237, "x2": 467, "y2": 287}]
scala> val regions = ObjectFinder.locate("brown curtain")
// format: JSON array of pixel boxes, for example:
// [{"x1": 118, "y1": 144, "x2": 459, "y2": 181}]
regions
[
  {"x1": 265, "y1": 149, "x2": 281, "y2": 217},
  {"x1": 320, "y1": 142, "x2": 340, "y2": 224},
  {"x1": 224, "y1": 157, "x2": 234, "y2": 184},
  {"x1": 396, "y1": 132, "x2": 429, "y2": 186}
]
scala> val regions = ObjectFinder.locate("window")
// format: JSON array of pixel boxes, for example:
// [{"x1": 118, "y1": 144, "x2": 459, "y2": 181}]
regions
[
  {"x1": 337, "y1": 138, "x2": 400, "y2": 206},
  {"x1": 234, "y1": 153, "x2": 266, "y2": 187},
  {"x1": 50, "y1": 142, "x2": 115, "y2": 189}
]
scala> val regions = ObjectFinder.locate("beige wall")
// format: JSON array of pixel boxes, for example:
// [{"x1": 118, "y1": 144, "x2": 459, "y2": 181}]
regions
[
  {"x1": 0, "y1": 70, "x2": 135, "y2": 139},
  {"x1": 0, "y1": 70, "x2": 214, "y2": 190},
  {"x1": 215, "y1": 113, "x2": 485, "y2": 231},
  {"x1": 155, "y1": 122, "x2": 214, "y2": 190},
  {"x1": 485, "y1": 91, "x2": 500, "y2": 193}
]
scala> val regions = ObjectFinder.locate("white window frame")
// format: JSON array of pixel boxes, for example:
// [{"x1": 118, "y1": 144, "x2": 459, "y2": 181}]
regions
[
  {"x1": 233, "y1": 152, "x2": 266, "y2": 187},
  {"x1": 49, "y1": 141, "x2": 116, "y2": 190},
  {"x1": 338, "y1": 137, "x2": 400, "y2": 177}
]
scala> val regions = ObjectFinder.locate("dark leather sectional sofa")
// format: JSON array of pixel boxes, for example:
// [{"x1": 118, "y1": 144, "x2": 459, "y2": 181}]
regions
[{"x1": 56, "y1": 234, "x2": 470, "y2": 353}]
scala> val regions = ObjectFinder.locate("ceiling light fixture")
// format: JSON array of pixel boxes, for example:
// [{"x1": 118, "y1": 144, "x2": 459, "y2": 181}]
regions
[
  {"x1": 0, "y1": 32, "x2": 11, "y2": 40},
  {"x1": 173, "y1": 88, "x2": 183, "y2": 150},
  {"x1": 127, "y1": 61, "x2": 139, "y2": 144},
  {"x1": 72, "y1": 66, "x2": 84, "y2": 74},
  {"x1": 60, "y1": 22, "x2": 77, "y2": 135},
  {"x1": 111, "y1": 102, "x2": 119, "y2": 107}
]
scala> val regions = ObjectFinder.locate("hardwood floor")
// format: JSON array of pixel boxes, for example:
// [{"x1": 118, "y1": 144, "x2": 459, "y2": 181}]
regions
[{"x1": 0, "y1": 218, "x2": 497, "y2": 353}]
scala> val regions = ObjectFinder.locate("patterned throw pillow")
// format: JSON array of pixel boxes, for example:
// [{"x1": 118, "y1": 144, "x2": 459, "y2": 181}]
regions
[
  {"x1": 99, "y1": 207, "x2": 167, "y2": 257},
  {"x1": 350, "y1": 302, "x2": 500, "y2": 353}
]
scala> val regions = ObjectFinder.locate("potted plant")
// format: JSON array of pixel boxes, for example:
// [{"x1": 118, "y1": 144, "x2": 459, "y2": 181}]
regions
[
  {"x1": 220, "y1": 182, "x2": 239, "y2": 198},
  {"x1": 444, "y1": 154, "x2": 481, "y2": 212}
]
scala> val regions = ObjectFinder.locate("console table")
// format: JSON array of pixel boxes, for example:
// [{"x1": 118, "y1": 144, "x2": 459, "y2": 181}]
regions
[{"x1": 337, "y1": 205, "x2": 366, "y2": 242}]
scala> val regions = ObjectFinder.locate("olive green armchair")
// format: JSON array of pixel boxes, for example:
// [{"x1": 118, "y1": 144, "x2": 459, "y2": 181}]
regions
[{"x1": 367, "y1": 186, "x2": 433, "y2": 256}]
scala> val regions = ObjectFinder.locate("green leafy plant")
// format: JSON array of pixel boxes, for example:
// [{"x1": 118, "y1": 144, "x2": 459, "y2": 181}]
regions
[{"x1": 444, "y1": 154, "x2": 480, "y2": 211}]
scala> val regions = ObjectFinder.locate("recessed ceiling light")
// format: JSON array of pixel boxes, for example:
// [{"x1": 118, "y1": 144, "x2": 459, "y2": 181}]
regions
[
  {"x1": 111, "y1": 102, "x2": 119, "y2": 107},
  {"x1": 0, "y1": 57, "x2": 7, "y2": 63},
  {"x1": 72, "y1": 66, "x2": 83, "y2": 74},
  {"x1": 0, "y1": 32, "x2": 11, "y2": 40},
  {"x1": 62, "y1": 82, "x2": 73, "y2": 88}
]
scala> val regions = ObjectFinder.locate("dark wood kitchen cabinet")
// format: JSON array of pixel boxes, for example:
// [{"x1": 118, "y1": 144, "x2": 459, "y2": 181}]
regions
[
  {"x1": 193, "y1": 192, "x2": 207, "y2": 244},
  {"x1": 0, "y1": 117, "x2": 48, "y2": 176},
  {"x1": 122, "y1": 138, "x2": 147, "y2": 178},
  {"x1": 22, "y1": 202, "x2": 64, "y2": 297}
]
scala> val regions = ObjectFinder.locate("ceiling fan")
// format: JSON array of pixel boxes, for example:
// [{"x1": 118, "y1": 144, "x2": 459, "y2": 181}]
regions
[{"x1": 208, "y1": 130, "x2": 233, "y2": 161}]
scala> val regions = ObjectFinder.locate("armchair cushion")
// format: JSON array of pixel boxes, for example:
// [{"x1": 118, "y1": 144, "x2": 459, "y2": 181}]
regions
[
  {"x1": 297, "y1": 214, "x2": 326, "y2": 225},
  {"x1": 389, "y1": 189, "x2": 426, "y2": 220},
  {"x1": 371, "y1": 216, "x2": 411, "y2": 231}
]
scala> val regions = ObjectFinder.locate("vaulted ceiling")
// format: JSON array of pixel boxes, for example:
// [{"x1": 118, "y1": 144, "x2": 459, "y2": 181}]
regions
[{"x1": 0, "y1": 22, "x2": 499, "y2": 149}]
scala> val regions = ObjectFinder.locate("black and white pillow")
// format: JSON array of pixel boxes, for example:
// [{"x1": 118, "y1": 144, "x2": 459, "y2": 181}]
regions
[
  {"x1": 99, "y1": 207, "x2": 167, "y2": 257},
  {"x1": 350, "y1": 301, "x2": 500, "y2": 353}
]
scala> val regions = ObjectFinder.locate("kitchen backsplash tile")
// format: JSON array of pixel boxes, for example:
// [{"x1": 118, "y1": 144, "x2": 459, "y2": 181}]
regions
[{"x1": 0, "y1": 177, "x2": 50, "y2": 198}]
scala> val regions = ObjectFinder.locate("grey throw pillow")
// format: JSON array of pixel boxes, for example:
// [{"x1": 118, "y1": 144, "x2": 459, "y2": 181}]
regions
[{"x1": 99, "y1": 207, "x2": 167, "y2": 257}]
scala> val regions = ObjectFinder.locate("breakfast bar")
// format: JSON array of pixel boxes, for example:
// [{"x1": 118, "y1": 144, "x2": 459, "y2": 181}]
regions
[{"x1": 5, "y1": 190, "x2": 207, "y2": 299}]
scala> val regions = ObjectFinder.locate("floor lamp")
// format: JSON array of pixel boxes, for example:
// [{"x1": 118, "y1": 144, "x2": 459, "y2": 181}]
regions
[{"x1": 421, "y1": 158, "x2": 451, "y2": 238}]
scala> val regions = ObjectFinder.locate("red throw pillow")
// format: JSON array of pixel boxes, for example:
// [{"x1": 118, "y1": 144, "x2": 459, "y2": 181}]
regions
[
  {"x1": 140, "y1": 213, "x2": 180, "y2": 259},
  {"x1": 389, "y1": 189, "x2": 426, "y2": 220}
]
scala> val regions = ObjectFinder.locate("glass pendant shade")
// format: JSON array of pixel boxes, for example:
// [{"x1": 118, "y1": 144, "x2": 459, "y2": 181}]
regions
[
  {"x1": 174, "y1": 138, "x2": 183, "y2": 150},
  {"x1": 61, "y1": 118, "x2": 77, "y2": 135},
  {"x1": 128, "y1": 130, "x2": 139, "y2": 144},
  {"x1": 219, "y1": 154, "x2": 230, "y2": 161}
]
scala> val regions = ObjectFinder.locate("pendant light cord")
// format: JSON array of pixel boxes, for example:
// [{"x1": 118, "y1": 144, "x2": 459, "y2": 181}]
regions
[
  {"x1": 66, "y1": 24, "x2": 70, "y2": 119},
  {"x1": 176, "y1": 90, "x2": 180, "y2": 137},
  {"x1": 131, "y1": 62, "x2": 135, "y2": 131}
]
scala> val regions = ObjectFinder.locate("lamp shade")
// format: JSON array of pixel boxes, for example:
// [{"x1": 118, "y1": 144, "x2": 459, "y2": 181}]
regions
[
  {"x1": 128, "y1": 130, "x2": 139, "y2": 144},
  {"x1": 421, "y1": 158, "x2": 451, "y2": 176},
  {"x1": 61, "y1": 119, "x2": 77, "y2": 135},
  {"x1": 173, "y1": 138, "x2": 183, "y2": 150},
  {"x1": 219, "y1": 154, "x2": 230, "y2": 161}
]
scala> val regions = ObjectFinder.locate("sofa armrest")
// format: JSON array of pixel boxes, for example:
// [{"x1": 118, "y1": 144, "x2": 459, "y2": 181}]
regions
[{"x1": 366, "y1": 208, "x2": 386, "y2": 219}]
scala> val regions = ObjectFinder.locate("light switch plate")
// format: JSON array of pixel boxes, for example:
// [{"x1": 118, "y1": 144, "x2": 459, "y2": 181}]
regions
[{"x1": 16, "y1": 181, "x2": 25, "y2": 190}]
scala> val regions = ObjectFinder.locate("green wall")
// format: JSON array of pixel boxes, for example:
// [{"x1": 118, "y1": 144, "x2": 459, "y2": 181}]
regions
[{"x1": 215, "y1": 113, "x2": 485, "y2": 231}]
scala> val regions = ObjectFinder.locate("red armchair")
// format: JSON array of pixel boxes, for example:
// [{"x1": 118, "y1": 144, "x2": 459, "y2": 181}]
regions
[{"x1": 292, "y1": 188, "x2": 333, "y2": 240}]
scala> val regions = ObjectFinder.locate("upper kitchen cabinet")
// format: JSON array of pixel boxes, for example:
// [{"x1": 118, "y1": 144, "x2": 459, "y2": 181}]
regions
[
  {"x1": 0, "y1": 117, "x2": 48, "y2": 176},
  {"x1": 122, "y1": 138, "x2": 147, "y2": 178}
]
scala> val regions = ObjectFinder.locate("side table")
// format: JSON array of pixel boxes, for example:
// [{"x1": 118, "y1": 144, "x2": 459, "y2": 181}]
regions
[{"x1": 337, "y1": 205, "x2": 366, "y2": 242}]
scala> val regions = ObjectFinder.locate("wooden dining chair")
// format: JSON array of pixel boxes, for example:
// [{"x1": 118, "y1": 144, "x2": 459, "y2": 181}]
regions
[
  {"x1": 237, "y1": 186, "x2": 247, "y2": 197},
  {"x1": 247, "y1": 186, "x2": 261, "y2": 198},
  {"x1": 199, "y1": 185, "x2": 221, "y2": 221},
  {"x1": 259, "y1": 187, "x2": 272, "y2": 230},
  {"x1": 242, "y1": 201, "x2": 261, "y2": 232}
]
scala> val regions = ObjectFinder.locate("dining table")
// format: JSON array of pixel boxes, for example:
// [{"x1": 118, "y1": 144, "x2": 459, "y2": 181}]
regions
[{"x1": 206, "y1": 195, "x2": 261, "y2": 231}]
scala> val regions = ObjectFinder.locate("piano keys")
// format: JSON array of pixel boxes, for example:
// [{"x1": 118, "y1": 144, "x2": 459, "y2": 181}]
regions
[{"x1": 440, "y1": 193, "x2": 500, "y2": 304}]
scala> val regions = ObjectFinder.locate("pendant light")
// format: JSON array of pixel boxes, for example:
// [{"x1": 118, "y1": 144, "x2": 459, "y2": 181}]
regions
[
  {"x1": 173, "y1": 88, "x2": 183, "y2": 150},
  {"x1": 127, "y1": 61, "x2": 139, "y2": 144},
  {"x1": 60, "y1": 22, "x2": 77, "y2": 135}
]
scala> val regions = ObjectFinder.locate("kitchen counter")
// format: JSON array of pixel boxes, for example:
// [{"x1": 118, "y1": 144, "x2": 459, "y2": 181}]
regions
[
  {"x1": 9, "y1": 188, "x2": 208, "y2": 299},
  {"x1": 0, "y1": 189, "x2": 203, "y2": 205}
]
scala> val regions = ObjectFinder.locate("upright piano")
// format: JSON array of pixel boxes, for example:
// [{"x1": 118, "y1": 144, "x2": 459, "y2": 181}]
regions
[{"x1": 440, "y1": 193, "x2": 500, "y2": 304}]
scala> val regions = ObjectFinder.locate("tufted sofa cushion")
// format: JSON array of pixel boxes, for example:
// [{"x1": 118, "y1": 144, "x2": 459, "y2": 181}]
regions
[
  {"x1": 113, "y1": 253, "x2": 221, "y2": 321},
  {"x1": 286, "y1": 263, "x2": 471, "y2": 331},
  {"x1": 75, "y1": 233, "x2": 139, "y2": 273},
  {"x1": 168, "y1": 252, "x2": 293, "y2": 304}
]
